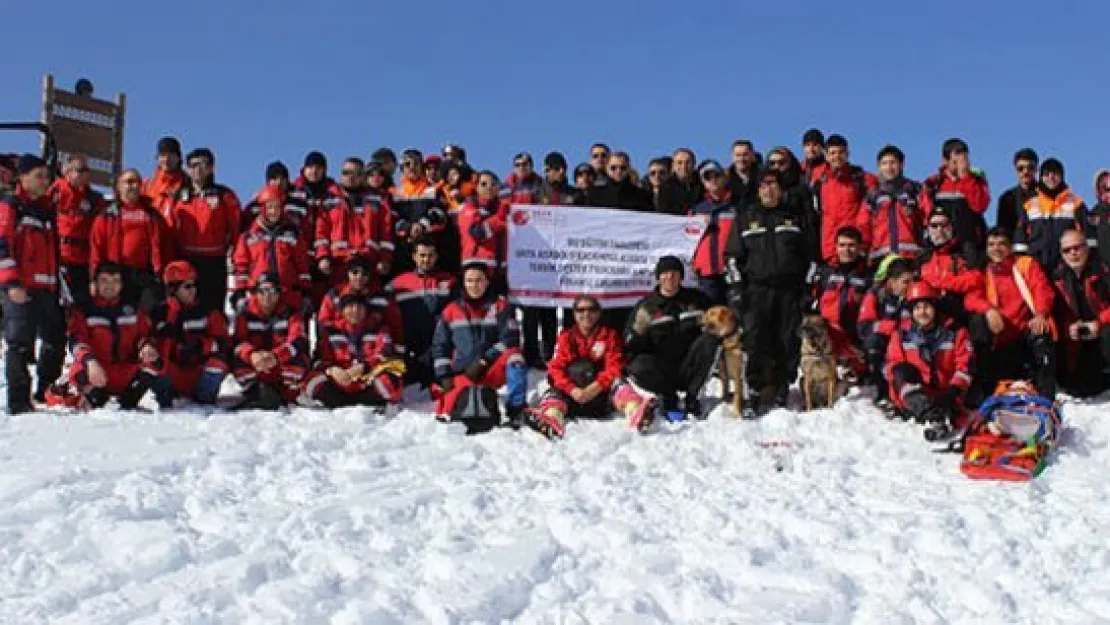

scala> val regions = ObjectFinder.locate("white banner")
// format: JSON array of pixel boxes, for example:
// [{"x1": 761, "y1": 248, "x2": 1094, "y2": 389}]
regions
[{"x1": 507, "y1": 205, "x2": 705, "y2": 308}]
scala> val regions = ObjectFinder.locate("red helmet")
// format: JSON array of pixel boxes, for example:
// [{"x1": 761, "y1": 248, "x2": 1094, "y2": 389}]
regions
[
  {"x1": 256, "y1": 183, "x2": 285, "y2": 206},
  {"x1": 905, "y1": 281, "x2": 938, "y2": 303},
  {"x1": 163, "y1": 260, "x2": 198, "y2": 284}
]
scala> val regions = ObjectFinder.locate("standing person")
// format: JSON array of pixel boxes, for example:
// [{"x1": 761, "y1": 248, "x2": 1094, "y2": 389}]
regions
[
  {"x1": 168, "y1": 148, "x2": 241, "y2": 313},
  {"x1": 921, "y1": 138, "x2": 991, "y2": 261},
  {"x1": 726, "y1": 139, "x2": 760, "y2": 205},
  {"x1": 51, "y1": 154, "x2": 106, "y2": 306},
  {"x1": 504, "y1": 152, "x2": 543, "y2": 204},
  {"x1": 765, "y1": 147, "x2": 812, "y2": 215},
  {"x1": 587, "y1": 143, "x2": 611, "y2": 186},
  {"x1": 594, "y1": 151, "x2": 652, "y2": 210},
  {"x1": 294, "y1": 151, "x2": 350, "y2": 298},
  {"x1": 386, "y1": 237, "x2": 456, "y2": 387},
  {"x1": 431, "y1": 263, "x2": 527, "y2": 433},
  {"x1": 240, "y1": 162, "x2": 310, "y2": 239},
  {"x1": 536, "y1": 152, "x2": 576, "y2": 206},
  {"x1": 1013, "y1": 158, "x2": 1088, "y2": 272},
  {"x1": 800, "y1": 128, "x2": 827, "y2": 185},
  {"x1": 857, "y1": 145, "x2": 925, "y2": 265},
  {"x1": 656, "y1": 148, "x2": 702, "y2": 216},
  {"x1": 527, "y1": 295, "x2": 624, "y2": 439},
  {"x1": 370, "y1": 147, "x2": 398, "y2": 188},
  {"x1": 995, "y1": 148, "x2": 1039, "y2": 237},
  {"x1": 89, "y1": 169, "x2": 167, "y2": 312},
  {"x1": 361, "y1": 161, "x2": 396, "y2": 278},
  {"x1": 689, "y1": 159, "x2": 739, "y2": 304},
  {"x1": 726, "y1": 169, "x2": 818, "y2": 413},
  {"x1": 392, "y1": 149, "x2": 456, "y2": 274},
  {"x1": 230, "y1": 185, "x2": 312, "y2": 309},
  {"x1": 1090, "y1": 169, "x2": 1110, "y2": 267},
  {"x1": 143, "y1": 136, "x2": 186, "y2": 218},
  {"x1": 457, "y1": 171, "x2": 509, "y2": 294},
  {"x1": 811, "y1": 134, "x2": 879, "y2": 263},
  {"x1": 0, "y1": 155, "x2": 65, "y2": 412}
]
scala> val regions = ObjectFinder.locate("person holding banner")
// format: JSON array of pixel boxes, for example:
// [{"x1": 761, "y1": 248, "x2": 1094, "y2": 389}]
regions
[
  {"x1": 526, "y1": 295, "x2": 624, "y2": 439},
  {"x1": 725, "y1": 168, "x2": 818, "y2": 414},
  {"x1": 618, "y1": 255, "x2": 710, "y2": 427},
  {"x1": 457, "y1": 171, "x2": 510, "y2": 295},
  {"x1": 690, "y1": 159, "x2": 740, "y2": 305}
]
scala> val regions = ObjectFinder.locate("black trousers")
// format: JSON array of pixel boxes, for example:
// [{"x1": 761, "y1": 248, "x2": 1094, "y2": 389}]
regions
[
  {"x1": 62, "y1": 264, "x2": 91, "y2": 308},
  {"x1": 521, "y1": 306, "x2": 557, "y2": 363},
  {"x1": 968, "y1": 315, "x2": 1057, "y2": 398},
  {"x1": 542, "y1": 387, "x2": 612, "y2": 419},
  {"x1": 121, "y1": 267, "x2": 162, "y2": 313},
  {"x1": 1058, "y1": 328, "x2": 1110, "y2": 397},
  {"x1": 624, "y1": 332, "x2": 719, "y2": 409},
  {"x1": 863, "y1": 333, "x2": 892, "y2": 399},
  {"x1": 2, "y1": 289, "x2": 65, "y2": 411},
  {"x1": 741, "y1": 284, "x2": 803, "y2": 393},
  {"x1": 186, "y1": 255, "x2": 229, "y2": 315}
]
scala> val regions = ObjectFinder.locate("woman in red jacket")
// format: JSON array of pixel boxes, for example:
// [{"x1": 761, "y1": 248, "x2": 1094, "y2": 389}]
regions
[{"x1": 527, "y1": 295, "x2": 624, "y2": 439}]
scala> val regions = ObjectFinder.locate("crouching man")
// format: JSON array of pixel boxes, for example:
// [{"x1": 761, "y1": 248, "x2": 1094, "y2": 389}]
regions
[
  {"x1": 48, "y1": 262, "x2": 173, "y2": 410},
  {"x1": 304, "y1": 294, "x2": 404, "y2": 408},
  {"x1": 430, "y1": 262, "x2": 527, "y2": 434},
  {"x1": 527, "y1": 295, "x2": 623, "y2": 439},
  {"x1": 151, "y1": 260, "x2": 229, "y2": 404},
  {"x1": 231, "y1": 273, "x2": 310, "y2": 409},
  {"x1": 886, "y1": 282, "x2": 975, "y2": 439}
]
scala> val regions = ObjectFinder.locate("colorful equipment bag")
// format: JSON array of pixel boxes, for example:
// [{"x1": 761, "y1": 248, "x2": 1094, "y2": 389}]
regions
[{"x1": 959, "y1": 380, "x2": 1062, "y2": 481}]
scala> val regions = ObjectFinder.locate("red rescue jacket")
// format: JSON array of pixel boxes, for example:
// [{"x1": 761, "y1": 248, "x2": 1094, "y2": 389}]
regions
[
  {"x1": 313, "y1": 315, "x2": 395, "y2": 387},
  {"x1": 50, "y1": 178, "x2": 105, "y2": 266},
  {"x1": 69, "y1": 296, "x2": 155, "y2": 365},
  {"x1": 0, "y1": 187, "x2": 60, "y2": 292},
  {"x1": 690, "y1": 191, "x2": 739, "y2": 277},
  {"x1": 965, "y1": 255, "x2": 1055, "y2": 346},
  {"x1": 231, "y1": 218, "x2": 311, "y2": 297},
  {"x1": 886, "y1": 321, "x2": 974, "y2": 396},
  {"x1": 89, "y1": 198, "x2": 167, "y2": 275},
  {"x1": 812, "y1": 164, "x2": 878, "y2": 262},
  {"x1": 810, "y1": 258, "x2": 870, "y2": 337},
  {"x1": 457, "y1": 197, "x2": 508, "y2": 269},
  {"x1": 547, "y1": 325, "x2": 623, "y2": 395},
  {"x1": 232, "y1": 296, "x2": 310, "y2": 368},
  {"x1": 318, "y1": 285, "x2": 405, "y2": 355},
  {"x1": 151, "y1": 298, "x2": 228, "y2": 370},
  {"x1": 857, "y1": 177, "x2": 925, "y2": 262},
  {"x1": 169, "y1": 183, "x2": 241, "y2": 257}
]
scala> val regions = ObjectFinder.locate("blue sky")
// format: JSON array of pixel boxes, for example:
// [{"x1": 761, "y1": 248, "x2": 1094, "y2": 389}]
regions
[{"x1": 3, "y1": 0, "x2": 1108, "y2": 220}]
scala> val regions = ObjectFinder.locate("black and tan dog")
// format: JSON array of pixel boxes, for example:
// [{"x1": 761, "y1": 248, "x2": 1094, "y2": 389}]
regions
[
  {"x1": 798, "y1": 314, "x2": 839, "y2": 411},
  {"x1": 701, "y1": 305, "x2": 744, "y2": 417}
]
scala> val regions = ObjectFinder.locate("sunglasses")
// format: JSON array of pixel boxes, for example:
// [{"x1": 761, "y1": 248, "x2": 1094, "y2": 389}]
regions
[
  {"x1": 702, "y1": 171, "x2": 721, "y2": 180},
  {"x1": 257, "y1": 287, "x2": 281, "y2": 295},
  {"x1": 1062, "y1": 244, "x2": 1086, "y2": 254},
  {"x1": 401, "y1": 161, "x2": 419, "y2": 169},
  {"x1": 768, "y1": 159, "x2": 786, "y2": 168},
  {"x1": 348, "y1": 267, "x2": 367, "y2": 275},
  {"x1": 574, "y1": 306, "x2": 600, "y2": 313}
]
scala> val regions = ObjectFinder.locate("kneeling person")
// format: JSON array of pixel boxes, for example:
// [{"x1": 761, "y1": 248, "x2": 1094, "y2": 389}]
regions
[
  {"x1": 54, "y1": 263, "x2": 173, "y2": 409},
  {"x1": 305, "y1": 294, "x2": 404, "y2": 408},
  {"x1": 528, "y1": 295, "x2": 623, "y2": 439},
  {"x1": 431, "y1": 263, "x2": 527, "y2": 433},
  {"x1": 886, "y1": 282, "x2": 974, "y2": 438},
  {"x1": 151, "y1": 261, "x2": 229, "y2": 404},
  {"x1": 231, "y1": 273, "x2": 310, "y2": 409}
]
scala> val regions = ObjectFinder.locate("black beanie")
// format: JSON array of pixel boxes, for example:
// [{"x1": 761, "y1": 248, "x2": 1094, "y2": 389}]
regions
[
  {"x1": 654, "y1": 255, "x2": 685, "y2": 279},
  {"x1": 264, "y1": 161, "x2": 289, "y2": 181},
  {"x1": 802, "y1": 128, "x2": 825, "y2": 146},
  {"x1": 876, "y1": 144, "x2": 905, "y2": 163},
  {"x1": 544, "y1": 151, "x2": 567, "y2": 170},
  {"x1": 304, "y1": 151, "x2": 327, "y2": 169},
  {"x1": 157, "y1": 136, "x2": 182, "y2": 157},
  {"x1": 1040, "y1": 158, "x2": 1065, "y2": 179},
  {"x1": 16, "y1": 153, "x2": 46, "y2": 174},
  {"x1": 346, "y1": 255, "x2": 373, "y2": 273},
  {"x1": 928, "y1": 205, "x2": 953, "y2": 222}
]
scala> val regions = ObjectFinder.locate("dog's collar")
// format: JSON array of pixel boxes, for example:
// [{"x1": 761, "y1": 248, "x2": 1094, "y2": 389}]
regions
[{"x1": 721, "y1": 325, "x2": 741, "y2": 340}]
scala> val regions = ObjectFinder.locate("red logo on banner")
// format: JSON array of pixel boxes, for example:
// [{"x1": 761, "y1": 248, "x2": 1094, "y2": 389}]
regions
[{"x1": 512, "y1": 210, "x2": 530, "y2": 226}]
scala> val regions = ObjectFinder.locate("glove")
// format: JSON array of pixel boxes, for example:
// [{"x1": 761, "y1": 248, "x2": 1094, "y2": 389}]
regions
[
  {"x1": 902, "y1": 389, "x2": 932, "y2": 422},
  {"x1": 463, "y1": 358, "x2": 489, "y2": 382},
  {"x1": 468, "y1": 222, "x2": 488, "y2": 241},
  {"x1": 436, "y1": 376, "x2": 455, "y2": 393},
  {"x1": 630, "y1": 306, "x2": 653, "y2": 336}
]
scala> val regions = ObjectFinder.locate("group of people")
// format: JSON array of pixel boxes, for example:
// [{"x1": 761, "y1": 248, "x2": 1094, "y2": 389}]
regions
[{"x1": 2, "y1": 128, "x2": 1110, "y2": 439}]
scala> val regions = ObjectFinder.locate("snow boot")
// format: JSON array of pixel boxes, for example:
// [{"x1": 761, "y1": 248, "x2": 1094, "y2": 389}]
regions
[
  {"x1": 613, "y1": 380, "x2": 656, "y2": 433},
  {"x1": 527, "y1": 396, "x2": 567, "y2": 440}
]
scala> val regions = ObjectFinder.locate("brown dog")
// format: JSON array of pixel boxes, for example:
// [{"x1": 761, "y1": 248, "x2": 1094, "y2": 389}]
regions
[
  {"x1": 702, "y1": 305, "x2": 744, "y2": 418},
  {"x1": 798, "y1": 314, "x2": 839, "y2": 411}
]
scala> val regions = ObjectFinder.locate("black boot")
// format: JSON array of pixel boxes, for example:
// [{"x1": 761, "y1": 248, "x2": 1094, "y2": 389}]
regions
[
  {"x1": 236, "y1": 383, "x2": 284, "y2": 411},
  {"x1": 504, "y1": 403, "x2": 526, "y2": 430},
  {"x1": 6, "y1": 347, "x2": 33, "y2": 414}
]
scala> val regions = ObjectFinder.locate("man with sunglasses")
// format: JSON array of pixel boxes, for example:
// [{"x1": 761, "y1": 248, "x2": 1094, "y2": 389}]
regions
[
  {"x1": 230, "y1": 273, "x2": 310, "y2": 410},
  {"x1": 0, "y1": 155, "x2": 66, "y2": 412},
  {"x1": 49, "y1": 262, "x2": 174, "y2": 411},
  {"x1": 505, "y1": 152, "x2": 543, "y2": 204},
  {"x1": 916, "y1": 205, "x2": 983, "y2": 327},
  {"x1": 1013, "y1": 158, "x2": 1089, "y2": 272},
  {"x1": 168, "y1": 148, "x2": 242, "y2": 314},
  {"x1": 150, "y1": 260, "x2": 229, "y2": 405},
  {"x1": 50, "y1": 154, "x2": 106, "y2": 307},
  {"x1": 655, "y1": 148, "x2": 702, "y2": 215},
  {"x1": 320, "y1": 157, "x2": 394, "y2": 286},
  {"x1": 588, "y1": 143, "x2": 611, "y2": 187},
  {"x1": 1051, "y1": 229, "x2": 1110, "y2": 396},
  {"x1": 690, "y1": 160, "x2": 740, "y2": 305},
  {"x1": 965, "y1": 227, "x2": 1057, "y2": 401},
  {"x1": 527, "y1": 295, "x2": 623, "y2": 439},
  {"x1": 995, "y1": 148, "x2": 1039, "y2": 238},
  {"x1": 536, "y1": 152, "x2": 576, "y2": 206},
  {"x1": 594, "y1": 151, "x2": 652, "y2": 211}
]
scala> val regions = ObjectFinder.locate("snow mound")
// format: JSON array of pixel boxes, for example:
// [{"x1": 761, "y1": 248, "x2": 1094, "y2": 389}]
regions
[{"x1": 2, "y1": 388, "x2": 1110, "y2": 624}]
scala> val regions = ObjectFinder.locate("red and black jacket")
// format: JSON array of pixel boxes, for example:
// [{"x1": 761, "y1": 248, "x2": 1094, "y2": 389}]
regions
[
  {"x1": 69, "y1": 296, "x2": 155, "y2": 365},
  {"x1": 50, "y1": 178, "x2": 105, "y2": 267},
  {"x1": 0, "y1": 187, "x2": 60, "y2": 292},
  {"x1": 548, "y1": 325, "x2": 623, "y2": 395},
  {"x1": 151, "y1": 298, "x2": 229, "y2": 370}
]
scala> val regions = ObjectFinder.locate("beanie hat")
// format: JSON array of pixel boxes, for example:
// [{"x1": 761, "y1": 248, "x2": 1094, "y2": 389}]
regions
[
  {"x1": 156, "y1": 136, "x2": 182, "y2": 157},
  {"x1": 654, "y1": 255, "x2": 685, "y2": 279},
  {"x1": 304, "y1": 151, "x2": 327, "y2": 169},
  {"x1": 264, "y1": 161, "x2": 289, "y2": 181},
  {"x1": 876, "y1": 144, "x2": 905, "y2": 163},
  {"x1": 573, "y1": 163, "x2": 593, "y2": 177},
  {"x1": 16, "y1": 153, "x2": 46, "y2": 175},
  {"x1": 186, "y1": 148, "x2": 214, "y2": 166},
  {"x1": 255, "y1": 272, "x2": 281, "y2": 290},
  {"x1": 370, "y1": 147, "x2": 396, "y2": 165},
  {"x1": 544, "y1": 152, "x2": 567, "y2": 170},
  {"x1": 346, "y1": 255, "x2": 373, "y2": 273},
  {"x1": 697, "y1": 159, "x2": 725, "y2": 177},
  {"x1": 802, "y1": 128, "x2": 825, "y2": 146},
  {"x1": 1040, "y1": 158, "x2": 1065, "y2": 179},
  {"x1": 928, "y1": 205, "x2": 953, "y2": 222}
]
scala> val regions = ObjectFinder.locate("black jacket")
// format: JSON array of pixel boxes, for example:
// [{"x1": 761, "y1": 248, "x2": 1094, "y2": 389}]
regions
[
  {"x1": 725, "y1": 199, "x2": 817, "y2": 289},
  {"x1": 623, "y1": 286, "x2": 709, "y2": 365},
  {"x1": 1089, "y1": 202, "x2": 1110, "y2": 268},
  {"x1": 593, "y1": 179, "x2": 653, "y2": 211},
  {"x1": 996, "y1": 183, "x2": 1037, "y2": 237},
  {"x1": 656, "y1": 176, "x2": 704, "y2": 215},
  {"x1": 726, "y1": 164, "x2": 758, "y2": 206}
]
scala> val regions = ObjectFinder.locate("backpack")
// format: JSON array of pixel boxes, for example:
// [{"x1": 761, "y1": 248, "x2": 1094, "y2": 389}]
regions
[{"x1": 959, "y1": 380, "x2": 1062, "y2": 481}]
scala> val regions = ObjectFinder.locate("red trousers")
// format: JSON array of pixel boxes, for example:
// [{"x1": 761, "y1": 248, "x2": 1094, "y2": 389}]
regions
[
  {"x1": 70, "y1": 359, "x2": 143, "y2": 394},
  {"x1": 434, "y1": 349, "x2": 519, "y2": 415},
  {"x1": 168, "y1": 357, "x2": 229, "y2": 395}
]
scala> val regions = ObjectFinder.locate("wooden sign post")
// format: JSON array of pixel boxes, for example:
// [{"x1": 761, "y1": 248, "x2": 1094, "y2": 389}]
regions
[{"x1": 41, "y1": 74, "x2": 126, "y2": 188}]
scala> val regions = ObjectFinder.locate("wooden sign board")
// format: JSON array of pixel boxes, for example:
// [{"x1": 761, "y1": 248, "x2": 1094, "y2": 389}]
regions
[{"x1": 42, "y1": 75, "x2": 126, "y2": 188}]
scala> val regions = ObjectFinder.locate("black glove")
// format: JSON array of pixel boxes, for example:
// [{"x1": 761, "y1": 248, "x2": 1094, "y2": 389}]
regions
[
  {"x1": 463, "y1": 358, "x2": 490, "y2": 382},
  {"x1": 436, "y1": 376, "x2": 455, "y2": 393},
  {"x1": 902, "y1": 389, "x2": 932, "y2": 422},
  {"x1": 727, "y1": 287, "x2": 745, "y2": 313}
]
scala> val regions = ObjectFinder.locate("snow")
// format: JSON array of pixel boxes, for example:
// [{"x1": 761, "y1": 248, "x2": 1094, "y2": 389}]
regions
[{"x1": 2, "y1": 382, "x2": 1110, "y2": 624}]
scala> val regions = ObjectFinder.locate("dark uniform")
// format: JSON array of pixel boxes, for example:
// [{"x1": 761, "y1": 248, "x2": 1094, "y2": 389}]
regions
[{"x1": 725, "y1": 174, "x2": 818, "y2": 411}]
